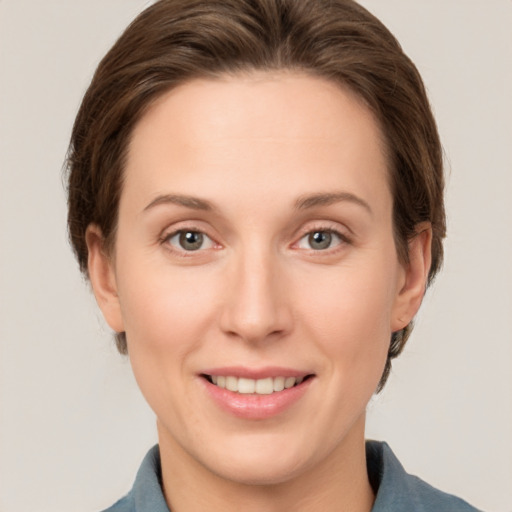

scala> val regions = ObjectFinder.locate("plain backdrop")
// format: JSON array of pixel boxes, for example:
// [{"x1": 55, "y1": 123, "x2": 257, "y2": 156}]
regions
[{"x1": 0, "y1": 1, "x2": 511, "y2": 511}]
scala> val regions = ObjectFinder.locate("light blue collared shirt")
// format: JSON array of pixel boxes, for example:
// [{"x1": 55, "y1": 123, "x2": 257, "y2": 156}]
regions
[{"x1": 101, "y1": 442, "x2": 482, "y2": 511}]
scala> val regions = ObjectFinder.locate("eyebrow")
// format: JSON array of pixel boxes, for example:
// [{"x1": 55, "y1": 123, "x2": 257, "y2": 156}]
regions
[
  {"x1": 143, "y1": 194, "x2": 214, "y2": 212},
  {"x1": 294, "y1": 192, "x2": 373, "y2": 215},
  {"x1": 143, "y1": 191, "x2": 372, "y2": 215}
]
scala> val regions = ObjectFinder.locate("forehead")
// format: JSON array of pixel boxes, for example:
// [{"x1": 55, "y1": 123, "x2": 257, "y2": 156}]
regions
[
  {"x1": 131, "y1": 71, "x2": 384, "y2": 150},
  {"x1": 123, "y1": 71, "x2": 390, "y2": 212}
]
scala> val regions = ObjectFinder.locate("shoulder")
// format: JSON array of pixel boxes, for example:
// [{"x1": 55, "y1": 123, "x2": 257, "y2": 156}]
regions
[{"x1": 366, "y1": 441, "x2": 483, "y2": 512}]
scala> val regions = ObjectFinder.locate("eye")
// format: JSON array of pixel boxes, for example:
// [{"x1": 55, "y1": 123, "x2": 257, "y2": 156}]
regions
[
  {"x1": 296, "y1": 230, "x2": 344, "y2": 251},
  {"x1": 166, "y1": 230, "x2": 216, "y2": 252}
]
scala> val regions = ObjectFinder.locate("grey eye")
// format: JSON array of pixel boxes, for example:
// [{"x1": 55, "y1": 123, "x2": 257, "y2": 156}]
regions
[
  {"x1": 168, "y1": 230, "x2": 214, "y2": 251},
  {"x1": 308, "y1": 231, "x2": 333, "y2": 250},
  {"x1": 180, "y1": 231, "x2": 203, "y2": 250},
  {"x1": 296, "y1": 230, "x2": 343, "y2": 251}
]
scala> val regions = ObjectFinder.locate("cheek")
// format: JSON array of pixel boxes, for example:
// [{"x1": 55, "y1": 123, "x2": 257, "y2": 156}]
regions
[
  {"x1": 114, "y1": 249, "x2": 220, "y2": 371},
  {"x1": 296, "y1": 260, "x2": 397, "y2": 373},
  {"x1": 116, "y1": 262, "x2": 221, "y2": 416}
]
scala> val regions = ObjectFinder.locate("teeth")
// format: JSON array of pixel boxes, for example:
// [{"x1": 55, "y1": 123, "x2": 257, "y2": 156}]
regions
[
  {"x1": 273, "y1": 376, "x2": 285, "y2": 392},
  {"x1": 210, "y1": 375, "x2": 306, "y2": 394},
  {"x1": 225, "y1": 376, "x2": 238, "y2": 392},
  {"x1": 238, "y1": 378, "x2": 255, "y2": 393},
  {"x1": 284, "y1": 377, "x2": 296, "y2": 389},
  {"x1": 255, "y1": 377, "x2": 273, "y2": 394}
]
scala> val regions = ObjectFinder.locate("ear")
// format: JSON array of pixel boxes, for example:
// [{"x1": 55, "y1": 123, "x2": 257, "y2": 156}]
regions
[
  {"x1": 391, "y1": 222, "x2": 433, "y2": 333},
  {"x1": 85, "y1": 224, "x2": 125, "y2": 333}
]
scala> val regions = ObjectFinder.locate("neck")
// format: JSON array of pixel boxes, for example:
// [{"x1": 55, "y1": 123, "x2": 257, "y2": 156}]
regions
[{"x1": 157, "y1": 416, "x2": 375, "y2": 512}]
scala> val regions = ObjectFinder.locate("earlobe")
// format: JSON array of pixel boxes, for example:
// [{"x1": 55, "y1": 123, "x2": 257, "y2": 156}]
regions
[
  {"x1": 391, "y1": 222, "x2": 433, "y2": 332},
  {"x1": 85, "y1": 225, "x2": 125, "y2": 333}
]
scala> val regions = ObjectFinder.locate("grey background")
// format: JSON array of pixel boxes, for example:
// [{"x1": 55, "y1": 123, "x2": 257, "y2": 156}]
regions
[{"x1": 0, "y1": 1, "x2": 511, "y2": 511}]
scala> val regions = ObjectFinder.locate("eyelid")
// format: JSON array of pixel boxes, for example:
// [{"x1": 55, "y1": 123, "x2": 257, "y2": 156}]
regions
[
  {"x1": 291, "y1": 221, "x2": 352, "y2": 250},
  {"x1": 295, "y1": 220, "x2": 351, "y2": 239},
  {"x1": 158, "y1": 220, "x2": 351, "y2": 255}
]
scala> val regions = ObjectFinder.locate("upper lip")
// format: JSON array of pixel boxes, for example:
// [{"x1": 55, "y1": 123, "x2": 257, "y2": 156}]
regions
[{"x1": 200, "y1": 366, "x2": 313, "y2": 380}]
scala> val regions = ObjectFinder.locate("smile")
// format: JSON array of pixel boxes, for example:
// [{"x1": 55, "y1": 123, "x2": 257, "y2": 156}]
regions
[
  {"x1": 203, "y1": 375, "x2": 312, "y2": 395},
  {"x1": 201, "y1": 370, "x2": 315, "y2": 419}
]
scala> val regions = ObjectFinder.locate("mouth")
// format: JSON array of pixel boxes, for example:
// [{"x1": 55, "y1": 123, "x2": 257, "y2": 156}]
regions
[{"x1": 202, "y1": 374, "x2": 314, "y2": 395}]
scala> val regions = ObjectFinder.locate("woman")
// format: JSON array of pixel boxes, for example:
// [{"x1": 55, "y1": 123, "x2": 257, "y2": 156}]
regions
[{"x1": 66, "y1": 0, "x2": 481, "y2": 510}]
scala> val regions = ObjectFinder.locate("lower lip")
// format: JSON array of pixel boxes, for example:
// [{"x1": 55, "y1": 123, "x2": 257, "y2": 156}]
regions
[{"x1": 201, "y1": 377, "x2": 313, "y2": 420}]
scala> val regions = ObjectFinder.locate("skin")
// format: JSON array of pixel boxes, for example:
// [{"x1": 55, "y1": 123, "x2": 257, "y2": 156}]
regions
[{"x1": 87, "y1": 72, "x2": 431, "y2": 512}]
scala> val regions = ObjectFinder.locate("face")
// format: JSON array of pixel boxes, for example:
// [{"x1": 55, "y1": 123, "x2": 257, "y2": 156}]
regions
[{"x1": 88, "y1": 72, "x2": 429, "y2": 486}]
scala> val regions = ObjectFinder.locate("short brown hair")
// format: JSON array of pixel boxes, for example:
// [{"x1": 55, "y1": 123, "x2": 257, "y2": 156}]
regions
[{"x1": 66, "y1": 0, "x2": 445, "y2": 390}]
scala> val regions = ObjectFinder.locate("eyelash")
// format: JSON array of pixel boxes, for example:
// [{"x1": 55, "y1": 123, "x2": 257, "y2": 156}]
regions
[{"x1": 159, "y1": 224, "x2": 352, "y2": 256}]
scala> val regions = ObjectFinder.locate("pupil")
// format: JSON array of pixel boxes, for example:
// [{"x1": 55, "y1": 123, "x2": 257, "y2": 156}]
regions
[
  {"x1": 180, "y1": 231, "x2": 203, "y2": 250},
  {"x1": 309, "y1": 231, "x2": 331, "y2": 250}
]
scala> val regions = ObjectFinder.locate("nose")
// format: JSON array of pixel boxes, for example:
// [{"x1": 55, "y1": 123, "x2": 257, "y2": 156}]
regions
[{"x1": 219, "y1": 247, "x2": 293, "y2": 344}]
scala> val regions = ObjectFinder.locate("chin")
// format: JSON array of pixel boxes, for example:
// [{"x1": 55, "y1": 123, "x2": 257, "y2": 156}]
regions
[
  {"x1": 197, "y1": 433, "x2": 319, "y2": 486},
  {"x1": 210, "y1": 457, "x2": 307, "y2": 486}
]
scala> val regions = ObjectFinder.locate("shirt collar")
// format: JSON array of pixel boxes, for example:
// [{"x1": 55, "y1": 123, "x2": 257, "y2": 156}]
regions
[
  {"x1": 130, "y1": 442, "x2": 474, "y2": 512},
  {"x1": 132, "y1": 446, "x2": 170, "y2": 512}
]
